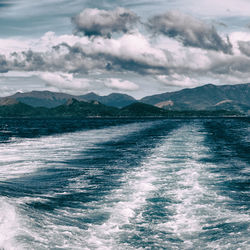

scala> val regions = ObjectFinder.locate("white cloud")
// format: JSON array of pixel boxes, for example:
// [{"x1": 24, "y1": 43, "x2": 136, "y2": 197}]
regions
[
  {"x1": 0, "y1": 31, "x2": 170, "y2": 75},
  {"x1": 0, "y1": 71, "x2": 37, "y2": 77},
  {"x1": 37, "y1": 32, "x2": 90, "y2": 51},
  {"x1": 79, "y1": 32, "x2": 169, "y2": 68},
  {"x1": 1, "y1": 16, "x2": 250, "y2": 95},
  {"x1": 105, "y1": 78, "x2": 139, "y2": 90},
  {"x1": 72, "y1": 8, "x2": 139, "y2": 37},
  {"x1": 0, "y1": 38, "x2": 32, "y2": 55},
  {"x1": 0, "y1": 85, "x2": 18, "y2": 97},
  {"x1": 0, "y1": 32, "x2": 89, "y2": 56},
  {"x1": 157, "y1": 74, "x2": 200, "y2": 87},
  {"x1": 38, "y1": 72, "x2": 90, "y2": 90}
]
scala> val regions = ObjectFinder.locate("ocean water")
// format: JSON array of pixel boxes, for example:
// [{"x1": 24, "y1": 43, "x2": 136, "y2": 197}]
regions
[{"x1": 0, "y1": 118, "x2": 249, "y2": 250}]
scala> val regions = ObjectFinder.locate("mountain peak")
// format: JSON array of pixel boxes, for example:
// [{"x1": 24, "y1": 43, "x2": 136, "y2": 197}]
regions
[
  {"x1": 81, "y1": 92, "x2": 99, "y2": 99},
  {"x1": 200, "y1": 83, "x2": 215, "y2": 88}
]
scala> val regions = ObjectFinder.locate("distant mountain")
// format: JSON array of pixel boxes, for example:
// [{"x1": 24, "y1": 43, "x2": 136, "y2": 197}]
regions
[
  {"x1": 2, "y1": 91, "x2": 136, "y2": 108},
  {"x1": 0, "y1": 83, "x2": 249, "y2": 114},
  {"x1": 80, "y1": 92, "x2": 136, "y2": 108},
  {"x1": 140, "y1": 83, "x2": 250, "y2": 114},
  {"x1": 7, "y1": 91, "x2": 78, "y2": 108}
]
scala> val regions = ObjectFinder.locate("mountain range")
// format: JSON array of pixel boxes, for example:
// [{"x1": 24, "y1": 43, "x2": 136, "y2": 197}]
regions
[
  {"x1": 4, "y1": 91, "x2": 137, "y2": 108},
  {"x1": 0, "y1": 83, "x2": 249, "y2": 117}
]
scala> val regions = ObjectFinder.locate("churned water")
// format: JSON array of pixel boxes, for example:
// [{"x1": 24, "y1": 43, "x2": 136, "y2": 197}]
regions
[{"x1": 0, "y1": 118, "x2": 249, "y2": 249}]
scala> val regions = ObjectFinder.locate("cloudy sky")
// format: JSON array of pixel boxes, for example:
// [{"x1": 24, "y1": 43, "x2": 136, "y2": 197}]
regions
[{"x1": 1, "y1": 0, "x2": 250, "y2": 98}]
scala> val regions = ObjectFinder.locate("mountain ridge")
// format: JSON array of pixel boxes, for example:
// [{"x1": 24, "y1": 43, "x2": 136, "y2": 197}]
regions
[
  {"x1": 1, "y1": 83, "x2": 249, "y2": 114},
  {"x1": 79, "y1": 92, "x2": 137, "y2": 108},
  {"x1": 3, "y1": 90, "x2": 137, "y2": 108},
  {"x1": 140, "y1": 83, "x2": 250, "y2": 114}
]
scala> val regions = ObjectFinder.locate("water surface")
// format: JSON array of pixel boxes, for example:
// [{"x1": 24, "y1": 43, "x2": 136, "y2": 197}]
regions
[{"x1": 0, "y1": 118, "x2": 249, "y2": 249}]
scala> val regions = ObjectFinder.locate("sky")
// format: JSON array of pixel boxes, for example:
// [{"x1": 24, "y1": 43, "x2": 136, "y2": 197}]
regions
[{"x1": 1, "y1": 0, "x2": 250, "y2": 98}]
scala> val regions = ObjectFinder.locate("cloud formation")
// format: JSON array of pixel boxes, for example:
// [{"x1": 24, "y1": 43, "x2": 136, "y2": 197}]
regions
[
  {"x1": 39, "y1": 72, "x2": 90, "y2": 90},
  {"x1": 72, "y1": 8, "x2": 139, "y2": 37},
  {"x1": 147, "y1": 11, "x2": 233, "y2": 54},
  {"x1": 105, "y1": 78, "x2": 139, "y2": 90},
  {"x1": 238, "y1": 41, "x2": 250, "y2": 57},
  {"x1": 0, "y1": 55, "x2": 8, "y2": 73},
  {"x1": 156, "y1": 74, "x2": 200, "y2": 87},
  {"x1": 2, "y1": 31, "x2": 250, "y2": 88},
  {"x1": 2, "y1": 32, "x2": 169, "y2": 76},
  {"x1": 2, "y1": 8, "x2": 250, "y2": 94}
]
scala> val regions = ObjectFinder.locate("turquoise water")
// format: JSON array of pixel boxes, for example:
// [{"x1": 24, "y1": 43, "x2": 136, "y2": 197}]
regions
[{"x1": 0, "y1": 118, "x2": 249, "y2": 249}]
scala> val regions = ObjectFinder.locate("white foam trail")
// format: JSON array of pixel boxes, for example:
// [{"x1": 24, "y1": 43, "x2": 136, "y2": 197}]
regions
[
  {"x1": 85, "y1": 124, "x2": 250, "y2": 249},
  {"x1": 1, "y1": 122, "x2": 249, "y2": 249},
  {"x1": 84, "y1": 167, "x2": 157, "y2": 249},
  {"x1": 82, "y1": 135, "x2": 169, "y2": 249},
  {"x1": 0, "y1": 198, "x2": 22, "y2": 250},
  {"x1": 148, "y1": 125, "x2": 250, "y2": 249},
  {"x1": 0, "y1": 121, "x2": 153, "y2": 181},
  {"x1": 0, "y1": 121, "x2": 157, "y2": 249}
]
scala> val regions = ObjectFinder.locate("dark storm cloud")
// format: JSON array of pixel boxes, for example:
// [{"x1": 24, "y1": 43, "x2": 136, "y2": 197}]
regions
[
  {"x1": 7, "y1": 48, "x2": 91, "y2": 73},
  {"x1": 0, "y1": 54, "x2": 9, "y2": 73},
  {"x1": 238, "y1": 41, "x2": 250, "y2": 57},
  {"x1": 72, "y1": 8, "x2": 140, "y2": 37},
  {"x1": 147, "y1": 11, "x2": 233, "y2": 54}
]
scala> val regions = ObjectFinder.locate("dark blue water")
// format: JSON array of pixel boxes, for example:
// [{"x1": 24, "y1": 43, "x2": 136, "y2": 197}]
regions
[{"x1": 0, "y1": 118, "x2": 249, "y2": 249}]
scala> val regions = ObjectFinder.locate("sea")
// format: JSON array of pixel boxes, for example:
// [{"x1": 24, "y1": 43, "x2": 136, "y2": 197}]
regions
[{"x1": 0, "y1": 118, "x2": 249, "y2": 250}]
